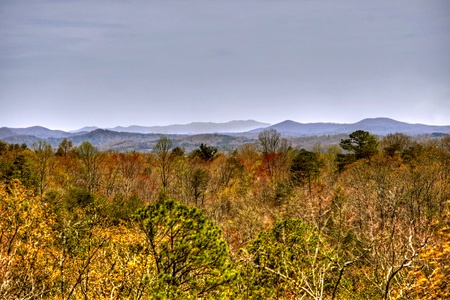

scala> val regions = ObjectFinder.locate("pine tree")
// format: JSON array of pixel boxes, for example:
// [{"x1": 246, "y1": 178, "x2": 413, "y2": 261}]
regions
[{"x1": 135, "y1": 195, "x2": 237, "y2": 298}]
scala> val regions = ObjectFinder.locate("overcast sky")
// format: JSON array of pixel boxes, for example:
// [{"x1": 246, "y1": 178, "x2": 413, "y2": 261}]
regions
[{"x1": 1, "y1": 0, "x2": 449, "y2": 131}]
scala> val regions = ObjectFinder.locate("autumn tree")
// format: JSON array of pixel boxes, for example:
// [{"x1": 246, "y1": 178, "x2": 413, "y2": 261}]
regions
[
  {"x1": 78, "y1": 223, "x2": 154, "y2": 299},
  {"x1": 77, "y1": 141, "x2": 103, "y2": 193},
  {"x1": 117, "y1": 151, "x2": 146, "y2": 197},
  {"x1": 171, "y1": 146, "x2": 185, "y2": 158},
  {"x1": 215, "y1": 155, "x2": 244, "y2": 189},
  {"x1": 243, "y1": 219, "x2": 344, "y2": 299},
  {"x1": 188, "y1": 167, "x2": 210, "y2": 206},
  {"x1": 0, "y1": 180, "x2": 55, "y2": 299},
  {"x1": 31, "y1": 140, "x2": 54, "y2": 199},
  {"x1": 56, "y1": 138, "x2": 74, "y2": 157},
  {"x1": 393, "y1": 206, "x2": 450, "y2": 299},
  {"x1": 153, "y1": 136, "x2": 174, "y2": 192},
  {"x1": 258, "y1": 129, "x2": 281, "y2": 155},
  {"x1": 335, "y1": 154, "x2": 438, "y2": 299},
  {"x1": 257, "y1": 129, "x2": 292, "y2": 184},
  {"x1": 381, "y1": 133, "x2": 413, "y2": 157},
  {"x1": 0, "y1": 143, "x2": 33, "y2": 187}
]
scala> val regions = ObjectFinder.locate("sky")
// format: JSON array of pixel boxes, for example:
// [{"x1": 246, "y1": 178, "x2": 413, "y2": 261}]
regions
[{"x1": 1, "y1": 0, "x2": 449, "y2": 131}]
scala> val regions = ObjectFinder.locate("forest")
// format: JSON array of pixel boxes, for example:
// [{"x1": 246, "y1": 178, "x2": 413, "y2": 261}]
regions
[{"x1": 1, "y1": 129, "x2": 449, "y2": 299}]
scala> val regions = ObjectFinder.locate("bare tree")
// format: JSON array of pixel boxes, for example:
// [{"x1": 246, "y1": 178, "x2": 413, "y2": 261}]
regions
[
  {"x1": 258, "y1": 129, "x2": 281, "y2": 155},
  {"x1": 32, "y1": 140, "x2": 54, "y2": 199},
  {"x1": 153, "y1": 136, "x2": 173, "y2": 192}
]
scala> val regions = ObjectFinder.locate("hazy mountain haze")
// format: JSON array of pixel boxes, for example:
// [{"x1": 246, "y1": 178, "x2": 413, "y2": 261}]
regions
[{"x1": 1, "y1": 0, "x2": 449, "y2": 130}]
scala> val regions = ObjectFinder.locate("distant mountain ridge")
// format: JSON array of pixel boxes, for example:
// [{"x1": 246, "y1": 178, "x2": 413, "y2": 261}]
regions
[
  {"x1": 1, "y1": 126, "x2": 73, "y2": 139},
  {"x1": 2, "y1": 120, "x2": 268, "y2": 140},
  {"x1": 70, "y1": 126, "x2": 99, "y2": 133},
  {"x1": 256, "y1": 118, "x2": 450, "y2": 136},
  {"x1": 107, "y1": 120, "x2": 270, "y2": 134},
  {"x1": 1, "y1": 118, "x2": 449, "y2": 151}
]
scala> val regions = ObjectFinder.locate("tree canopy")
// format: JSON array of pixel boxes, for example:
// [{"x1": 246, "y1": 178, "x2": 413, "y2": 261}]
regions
[{"x1": 1, "y1": 131, "x2": 449, "y2": 299}]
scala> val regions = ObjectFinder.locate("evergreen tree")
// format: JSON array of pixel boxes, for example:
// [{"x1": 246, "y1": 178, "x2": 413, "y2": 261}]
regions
[
  {"x1": 136, "y1": 196, "x2": 237, "y2": 298},
  {"x1": 340, "y1": 130, "x2": 378, "y2": 160},
  {"x1": 337, "y1": 130, "x2": 378, "y2": 171}
]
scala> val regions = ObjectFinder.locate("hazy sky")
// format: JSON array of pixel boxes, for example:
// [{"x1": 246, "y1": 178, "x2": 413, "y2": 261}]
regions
[{"x1": 1, "y1": 0, "x2": 449, "y2": 131}]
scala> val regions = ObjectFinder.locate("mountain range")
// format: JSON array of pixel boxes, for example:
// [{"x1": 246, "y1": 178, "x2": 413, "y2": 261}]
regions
[
  {"x1": 257, "y1": 117, "x2": 450, "y2": 136},
  {"x1": 71, "y1": 120, "x2": 270, "y2": 134},
  {"x1": 1, "y1": 118, "x2": 449, "y2": 151}
]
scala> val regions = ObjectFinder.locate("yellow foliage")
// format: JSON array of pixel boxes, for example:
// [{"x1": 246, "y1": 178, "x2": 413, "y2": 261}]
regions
[
  {"x1": 0, "y1": 180, "x2": 159, "y2": 299},
  {"x1": 0, "y1": 180, "x2": 55, "y2": 299},
  {"x1": 394, "y1": 218, "x2": 450, "y2": 299}
]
